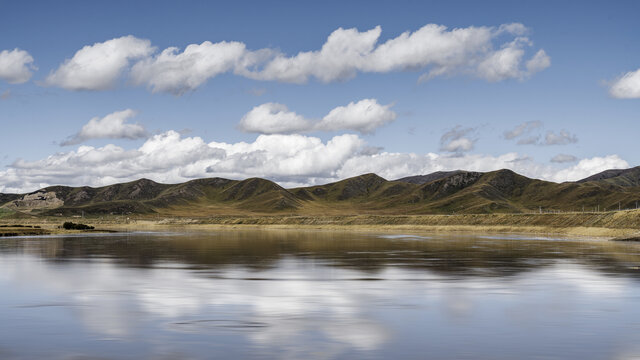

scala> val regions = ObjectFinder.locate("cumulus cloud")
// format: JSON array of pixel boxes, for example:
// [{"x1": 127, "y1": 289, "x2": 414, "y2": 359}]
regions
[
  {"x1": 206, "y1": 133, "x2": 364, "y2": 179},
  {"x1": 476, "y1": 39, "x2": 528, "y2": 82},
  {"x1": 336, "y1": 152, "x2": 628, "y2": 185},
  {"x1": 238, "y1": 99, "x2": 396, "y2": 135},
  {"x1": 0, "y1": 131, "x2": 362, "y2": 192},
  {"x1": 551, "y1": 155, "x2": 628, "y2": 182},
  {"x1": 46, "y1": 23, "x2": 549, "y2": 94},
  {"x1": 0, "y1": 48, "x2": 36, "y2": 84},
  {"x1": 316, "y1": 99, "x2": 397, "y2": 134},
  {"x1": 550, "y1": 154, "x2": 578, "y2": 163},
  {"x1": 0, "y1": 130, "x2": 629, "y2": 193},
  {"x1": 238, "y1": 103, "x2": 312, "y2": 134},
  {"x1": 609, "y1": 68, "x2": 640, "y2": 99},
  {"x1": 244, "y1": 26, "x2": 382, "y2": 83},
  {"x1": 440, "y1": 126, "x2": 476, "y2": 153},
  {"x1": 61, "y1": 109, "x2": 148, "y2": 146},
  {"x1": 45, "y1": 36, "x2": 154, "y2": 90},
  {"x1": 130, "y1": 41, "x2": 262, "y2": 95}
]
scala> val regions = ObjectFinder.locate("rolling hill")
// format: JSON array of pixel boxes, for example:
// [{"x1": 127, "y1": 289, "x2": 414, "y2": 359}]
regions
[
  {"x1": 576, "y1": 166, "x2": 640, "y2": 186},
  {"x1": 1, "y1": 167, "x2": 640, "y2": 217},
  {"x1": 394, "y1": 170, "x2": 465, "y2": 185}
]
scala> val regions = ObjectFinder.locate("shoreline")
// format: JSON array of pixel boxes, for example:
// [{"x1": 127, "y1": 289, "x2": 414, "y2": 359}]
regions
[
  {"x1": 100, "y1": 222, "x2": 639, "y2": 240},
  {"x1": 1, "y1": 212, "x2": 639, "y2": 240}
]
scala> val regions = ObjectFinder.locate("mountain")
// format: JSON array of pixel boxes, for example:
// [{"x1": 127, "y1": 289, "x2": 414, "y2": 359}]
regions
[
  {"x1": 395, "y1": 170, "x2": 465, "y2": 185},
  {"x1": 577, "y1": 166, "x2": 640, "y2": 187},
  {"x1": 294, "y1": 169, "x2": 640, "y2": 214},
  {"x1": 2, "y1": 177, "x2": 300, "y2": 216},
  {"x1": 1, "y1": 168, "x2": 640, "y2": 216}
]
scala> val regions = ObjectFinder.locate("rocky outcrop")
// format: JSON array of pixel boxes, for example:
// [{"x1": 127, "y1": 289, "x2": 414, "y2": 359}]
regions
[{"x1": 7, "y1": 191, "x2": 64, "y2": 211}]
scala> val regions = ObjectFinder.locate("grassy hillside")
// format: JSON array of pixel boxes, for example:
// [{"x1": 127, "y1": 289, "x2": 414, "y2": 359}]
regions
[
  {"x1": 2, "y1": 168, "x2": 640, "y2": 217},
  {"x1": 577, "y1": 166, "x2": 640, "y2": 187},
  {"x1": 395, "y1": 170, "x2": 465, "y2": 184}
]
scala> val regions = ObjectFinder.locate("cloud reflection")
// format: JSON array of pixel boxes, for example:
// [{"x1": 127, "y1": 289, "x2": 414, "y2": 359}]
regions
[{"x1": 0, "y1": 242, "x2": 638, "y2": 359}]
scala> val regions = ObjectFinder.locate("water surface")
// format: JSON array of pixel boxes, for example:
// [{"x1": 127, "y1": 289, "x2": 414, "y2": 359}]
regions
[{"x1": 1, "y1": 230, "x2": 640, "y2": 359}]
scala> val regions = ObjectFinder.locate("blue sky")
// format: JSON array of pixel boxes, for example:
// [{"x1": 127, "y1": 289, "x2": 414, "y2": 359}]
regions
[{"x1": 0, "y1": 0, "x2": 639, "y2": 192}]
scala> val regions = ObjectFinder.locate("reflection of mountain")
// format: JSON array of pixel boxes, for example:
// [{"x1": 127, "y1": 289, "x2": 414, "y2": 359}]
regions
[
  {"x1": 4, "y1": 231, "x2": 640, "y2": 278},
  {"x1": 2, "y1": 167, "x2": 640, "y2": 216}
]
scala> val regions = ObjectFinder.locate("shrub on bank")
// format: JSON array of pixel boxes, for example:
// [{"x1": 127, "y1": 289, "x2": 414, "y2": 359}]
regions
[{"x1": 62, "y1": 222, "x2": 94, "y2": 230}]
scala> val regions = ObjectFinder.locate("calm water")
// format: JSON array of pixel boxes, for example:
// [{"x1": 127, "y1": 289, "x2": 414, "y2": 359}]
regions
[{"x1": 1, "y1": 230, "x2": 640, "y2": 360}]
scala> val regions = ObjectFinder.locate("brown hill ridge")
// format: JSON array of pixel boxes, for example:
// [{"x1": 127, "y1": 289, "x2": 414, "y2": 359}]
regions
[
  {"x1": 576, "y1": 166, "x2": 640, "y2": 186},
  {"x1": 1, "y1": 167, "x2": 640, "y2": 217}
]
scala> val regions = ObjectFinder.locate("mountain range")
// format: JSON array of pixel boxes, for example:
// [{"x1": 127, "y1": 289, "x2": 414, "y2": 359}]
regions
[{"x1": 1, "y1": 166, "x2": 639, "y2": 217}]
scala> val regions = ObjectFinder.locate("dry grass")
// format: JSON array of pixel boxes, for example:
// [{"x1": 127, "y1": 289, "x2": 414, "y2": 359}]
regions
[
  {"x1": 2, "y1": 209, "x2": 638, "y2": 239},
  {"x1": 0, "y1": 225, "x2": 51, "y2": 236},
  {"x1": 77, "y1": 209, "x2": 640, "y2": 239}
]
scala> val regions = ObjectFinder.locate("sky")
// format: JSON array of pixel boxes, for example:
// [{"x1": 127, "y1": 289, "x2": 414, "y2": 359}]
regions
[{"x1": 0, "y1": 0, "x2": 639, "y2": 193}]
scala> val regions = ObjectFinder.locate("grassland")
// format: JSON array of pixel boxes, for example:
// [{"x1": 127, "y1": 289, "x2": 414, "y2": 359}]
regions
[{"x1": 2, "y1": 209, "x2": 638, "y2": 239}]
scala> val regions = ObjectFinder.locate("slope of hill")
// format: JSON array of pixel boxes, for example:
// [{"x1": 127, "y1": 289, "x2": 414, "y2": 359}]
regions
[
  {"x1": 2, "y1": 177, "x2": 302, "y2": 216},
  {"x1": 0, "y1": 193, "x2": 20, "y2": 205},
  {"x1": 1, "y1": 168, "x2": 640, "y2": 217},
  {"x1": 577, "y1": 166, "x2": 640, "y2": 186},
  {"x1": 395, "y1": 170, "x2": 465, "y2": 185}
]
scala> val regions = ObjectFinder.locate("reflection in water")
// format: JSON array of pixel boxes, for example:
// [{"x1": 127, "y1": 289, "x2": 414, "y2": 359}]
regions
[{"x1": 1, "y1": 230, "x2": 640, "y2": 359}]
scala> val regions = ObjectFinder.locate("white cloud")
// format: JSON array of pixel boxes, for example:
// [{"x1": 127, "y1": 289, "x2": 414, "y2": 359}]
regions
[
  {"x1": 550, "y1": 154, "x2": 577, "y2": 164},
  {"x1": 336, "y1": 151, "x2": 629, "y2": 186},
  {"x1": 476, "y1": 40, "x2": 526, "y2": 82},
  {"x1": 0, "y1": 130, "x2": 628, "y2": 193},
  {"x1": 45, "y1": 36, "x2": 154, "y2": 90},
  {"x1": 0, "y1": 48, "x2": 36, "y2": 84},
  {"x1": 207, "y1": 133, "x2": 364, "y2": 179},
  {"x1": 256, "y1": 22, "x2": 550, "y2": 84},
  {"x1": 476, "y1": 40, "x2": 550, "y2": 82},
  {"x1": 316, "y1": 99, "x2": 397, "y2": 134},
  {"x1": 497, "y1": 23, "x2": 529, "y2": 36},
  {"x1": 0, "y1": 132, "x2": 362, "y2": 193},
  {"x1": 61, "y1": 109, "x2": 148, "y2": 146},
  {"x1": 238, "y1": 103, "x2": 312, "y2": 134},
  {"x1": 130, "y1": 41, "x2": 262, "y2": 95},
  {"x1": 238, "y1": 99, "x2": 396, "y2": 135},
  {"x1": 45, "y1": 23, "x2": 549, "y2": 94},
  {"x1": 526, "y1": 49, "x2": 551, "y2": 74},
  {"x1": 244, "y1": 26, "x2": 381, "y2": 83},
  {"x1": 609, "y1": 68, "x2": 640, "y2": 99},
  {"x1": 551, "y1": 155, "x2": 628, "y2": 182},
  {"x1": 440, "y1": 126, "x2": 476, "y2": 153}
]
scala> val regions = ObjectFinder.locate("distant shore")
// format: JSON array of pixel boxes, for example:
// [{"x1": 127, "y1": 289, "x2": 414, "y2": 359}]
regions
[{"x1": 2, "y1": 211, "x2": 638, "y2": 240}]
